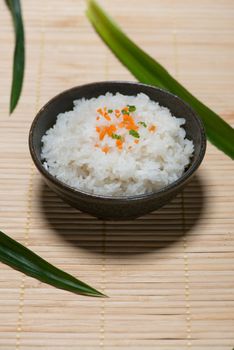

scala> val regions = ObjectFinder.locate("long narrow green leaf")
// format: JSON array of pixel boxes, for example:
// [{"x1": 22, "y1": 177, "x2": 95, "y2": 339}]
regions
[
  {"x1": 86, "y1": 0, "x2": 234, "y2": 159},
  {"x1": 5, "y1": 0, "x2": 25, "y2": 113},
  {"x1": 0, "y1": 230, "x2": 105, "y2": 297}
]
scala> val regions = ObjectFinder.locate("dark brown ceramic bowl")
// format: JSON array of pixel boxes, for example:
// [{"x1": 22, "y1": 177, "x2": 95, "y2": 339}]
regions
[{"x1": 29, "y1": 81, "x2": 206, "y2": 220}]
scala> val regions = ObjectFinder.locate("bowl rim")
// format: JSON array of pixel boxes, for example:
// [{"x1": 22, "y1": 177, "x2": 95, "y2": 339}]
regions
[{"x1": 29, "y1": 81, "x2": 206, "y2": 202}]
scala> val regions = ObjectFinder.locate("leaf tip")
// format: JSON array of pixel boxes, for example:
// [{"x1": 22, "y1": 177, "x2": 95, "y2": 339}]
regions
[
  {"x1": 89, "y1": 290, "x2": 108, "y2": 298},
  {"x1": 9, "y1": 97, "x2": 17, "y2": 115},
  {"x1": 9, "y1": 104, "x2": 15, "y2": 115}
]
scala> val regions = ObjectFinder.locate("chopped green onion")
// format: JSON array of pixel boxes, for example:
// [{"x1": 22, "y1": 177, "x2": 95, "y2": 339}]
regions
[
  {"x1": 121, "y1": 109, "x2": 129, "y2": 115},
  {"x1": 112, "y1": 133, "x2": 122, "y2": 140},
  {"x1": 108, "y1": 109, "x2": 113, "y2": 113},
  {"x1": 138, "y1": 121, "x2": 147, "y2": 128},
  {"x1": 129, "y1": 129, "x2": 140, "y2": 138},
  {"x1": 127, "y1": 105, "x2": 136, "y2": 112}
]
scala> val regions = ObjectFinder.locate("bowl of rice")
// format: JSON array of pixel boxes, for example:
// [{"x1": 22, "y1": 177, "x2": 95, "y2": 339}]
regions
[{"x1": 29, "y1": 81, "x2": 206, "y2": 220}]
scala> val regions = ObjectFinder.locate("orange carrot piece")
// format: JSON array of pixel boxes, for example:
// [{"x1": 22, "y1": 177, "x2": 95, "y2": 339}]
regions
[
  {"x1": 104, "y1": 113, "x2": 111, "y2": 121},
  {"x1": 102, "y1": 146, "x2": 109, "y2": 154},
  {"x1": 123, "y1": 114, "x2": 133, "y2": 123},
  {"x1": 97, "y1": 108, "x2": 103, "y2": 116},
  {"x1": 125, "y1": 123, "x2": 139, "y2": 131},
  {"x1": 116, "y1": 139, "x2": 123, "y2": 150},
  {"x1": 118, "y1": 122, "x2": 125, "y2": 128},
  {"x1": 149, "y1": 125, "x2": 157, "y2": 132},
  {"x1": 122, "y1": 115, "x2": 138, "y2": 129},
  {"x1": 106, "y1": 125, "x2": 117, "y2": 136},
  {"x1": 99, "y1": 128, "x2": 107, "y2": 140}
]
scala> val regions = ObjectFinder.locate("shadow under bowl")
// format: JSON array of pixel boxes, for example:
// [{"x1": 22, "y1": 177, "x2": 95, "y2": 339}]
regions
[{"x1": 29, "y1": 81, "x2": 206, "y2": 220}]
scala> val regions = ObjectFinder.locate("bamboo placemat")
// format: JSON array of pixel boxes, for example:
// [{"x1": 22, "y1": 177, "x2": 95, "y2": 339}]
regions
[{"x1": 0, "y1": 0, "x2": 234, "y2": 349}]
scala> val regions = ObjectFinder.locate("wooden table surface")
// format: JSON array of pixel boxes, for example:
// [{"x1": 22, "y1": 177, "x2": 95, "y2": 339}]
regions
[{"x1": 0, "y1": 1, "x2": 234, "y2": 349}]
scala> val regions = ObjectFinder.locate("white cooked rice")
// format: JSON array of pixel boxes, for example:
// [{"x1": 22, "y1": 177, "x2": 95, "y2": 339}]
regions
[{"x1": 41, "y1": 92, "x2": 194, "y2": 196}]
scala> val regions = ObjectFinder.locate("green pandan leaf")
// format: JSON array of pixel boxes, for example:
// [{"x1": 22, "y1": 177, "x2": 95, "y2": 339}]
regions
[
  {"x1": 5, "y1": 0, "x2": 25, "y2": 113},
  {"x1": 0, "y1": 230, "x2": 105, "y2": 297}
]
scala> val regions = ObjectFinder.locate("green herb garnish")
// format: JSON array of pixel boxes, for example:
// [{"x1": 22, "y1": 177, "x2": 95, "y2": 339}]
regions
[
  {"x1": 129, "y1": 129, "x2": 140, "y2": 138},
  {"x1": 108, "y1": 109, "x2": 113, "y2": 113},
  {"x1": 112, "y1": 133, "x2": 122, "y2": 140},
  {"x1": 127, "y1": 105, "x2": 136, "y2": 112},
  {"x1": 138, "y1": 121, "x2": 147, "y2": 128},
  {"x1": 121, "y1": 109, "x2": 129, "y2": 115}
]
